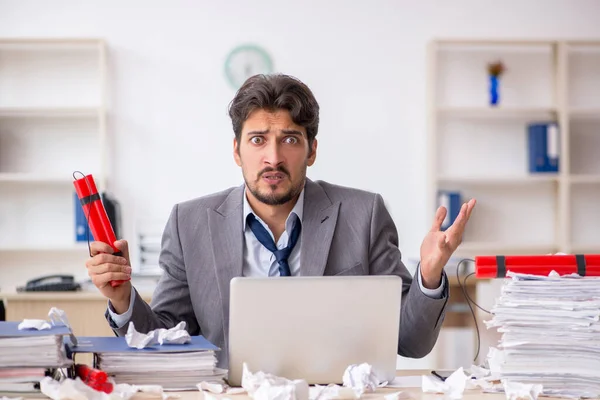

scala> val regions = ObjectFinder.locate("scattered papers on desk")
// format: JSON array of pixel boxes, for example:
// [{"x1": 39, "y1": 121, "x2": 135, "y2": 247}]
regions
[
  {"x1": 47, "y1": 307, "x2": 79, "y2": 347},
  {"x1": 310, "y1": 384, "x2": 358, "y2": 400},
  {"x1": 40, "y1": 376, "x2": 177, "y2": 400},
  {"x1": 468, "y1": 365, "x2": 493, "y2": 380},
  {"x1": 125, "y1": 321, "x2": 191, "y2": 349},
  {"x1": 502, "y1": 380, "x2": 543, "y2": 400},
  {"x1": 422, "y1": 367, "x2": 467, "y2": 399},
  {"x1": 197, "y1": 381, "x2": 246, "y2": 395},
  {"x1": 197, "y1": 363, "x2": 411, "y2": 400},
  {"x1": 463, "y1": 365, "x2": 496, "y2": 391},
  {"x1": 48, "y1": 308, "x2": 73, "y2": 332},
  {"x1": 484, "y1": 270, "x2": 600, "y2": 399},
  {"x1": 341, "y1": 363, "x2": 379, "y2": 397},
  {"x1": 242, "y1": 363, "x2": 309, "y2": 400},
  {"x1": 17, "y1": 319, "x2": 51, "y2": 330},
  {"x1": 419, "y1": 365, "x2": 504, "y2": 398}
]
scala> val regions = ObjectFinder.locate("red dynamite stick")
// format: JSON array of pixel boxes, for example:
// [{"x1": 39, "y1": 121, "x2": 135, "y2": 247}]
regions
[
  {"x1": 75, "y1": 364, "x2": 113, "y2": 394},
  {"x1": 475, "y1": 254, "x2": 600, "y2": 278},
  {"x1": 76, "y1": 364, "x2": 107, "y2": 383},
  {"x1": 73, "y1": 174, "x2": 126, "y2": 287}
]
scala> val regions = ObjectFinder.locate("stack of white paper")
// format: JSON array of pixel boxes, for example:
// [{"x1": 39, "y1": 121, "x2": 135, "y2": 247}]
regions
[
  {"x1": 69, "y1": 335, "x2": 225, "y2": 390},
  {"x1": 97, "y1": 351, "x2": 227, "y2": 389},
  {"x1": 0, "y1": 322, "x2": 72, "y2": 395},
  {"x1": 136, "y1": 220, "x2": 164, "y2": 276},
  {"x1": 486, "y1": 271, "x2": 600, "y2": 399},
  {"x1": 0, "y1": 367, "x2": 48, "y2": 393},
  {"x1": 0, "y1": 335, "x2": 71, "y2": 368}
]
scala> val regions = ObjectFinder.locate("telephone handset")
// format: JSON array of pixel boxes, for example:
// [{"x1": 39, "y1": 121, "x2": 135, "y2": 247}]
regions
[{"x1": 17, "y1": 275, "x2": 81, "y2": 292}]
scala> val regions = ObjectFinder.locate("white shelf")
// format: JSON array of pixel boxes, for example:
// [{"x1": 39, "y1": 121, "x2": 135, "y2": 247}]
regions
[
  {"x1": 455, "y1": 242, "x2": 557, "y2": 256},
  {"x1": 436, "y1": 39, "x2": 557, "y2": 47},
  {"x1": 437, "y1": 175, "x2": 559, "y2": 186},
  {"x1": 0, "y1": 243, "x2": 91, "y2": 253},
  {"x1": 437, "y1": 106, "x2": 557, "y2": 119},
  {"x1": 430, "y1": 39, "x2": 600, "y2": 257},
  {"x1": 0, "y1": 107, "x2": 101, "y2": 118},
  {"x1": 0, "y1": 37, "x2": 108, "y2": 294},
  {"x1": 569, "y1": 107, "x2": 600, "y2": 119},
  {"x1": 570, "y1": 174, "x2": 600, "y2": 184},
  {"x1": 0, "y1": 173, "x2": 80, "y2": 184},
  {"x1": 570, "y1": 245, "x2": 600, "y2": 254},
  {"x1": 0, "y1": 38, "x2": 103, "y2": 48}
]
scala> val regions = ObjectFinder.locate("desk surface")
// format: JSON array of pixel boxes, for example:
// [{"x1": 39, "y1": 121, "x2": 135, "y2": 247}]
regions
[
  {"x1": 142, "y1": 369, "x2": 544, "y2": 400},
  {"x1": 1, "y1": 290, "x2": 153, "y2": 301},
  {"x1": 20, "y1": 369, "x2": 562, "y2": 400},
  {"x1": 0, "y1": 276, "x2": 475, "y2": 301},
  {"x1": 0, "y1": 276, "x2": 475, "y2": 300}
]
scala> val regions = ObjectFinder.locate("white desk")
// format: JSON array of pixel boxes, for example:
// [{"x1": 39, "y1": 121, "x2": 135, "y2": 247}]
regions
[{"x1": 18, "y1": 370, "x2": 565, "y2": 400}]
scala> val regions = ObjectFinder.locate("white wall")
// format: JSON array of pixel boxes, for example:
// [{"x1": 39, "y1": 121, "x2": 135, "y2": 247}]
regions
[
  {"x1": 2, "y1": 0, "x2": 599, "y2": 263},
  {"x1": 1, "y1": 0, "x2": 599, "y2": 369}
]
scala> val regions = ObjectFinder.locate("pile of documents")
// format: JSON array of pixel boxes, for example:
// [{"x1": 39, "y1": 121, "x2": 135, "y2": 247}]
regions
[
  {"x1": 136, "y1": 219, "x2": 164, "y2": 276},
  {"x1": 0, "y1": 321, "x2": 72, "y2": 395},
  {"x1": 486, "y1": 271, "x2": 600, "y2": 399},
  {"x1": 70, "y1": 336, "x2": 226, "y2": 390}
]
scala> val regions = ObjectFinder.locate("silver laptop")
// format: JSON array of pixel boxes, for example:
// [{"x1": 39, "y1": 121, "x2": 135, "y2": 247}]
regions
[{"x1": 227, "y1": 275, "x2": 402, "y2": 386}]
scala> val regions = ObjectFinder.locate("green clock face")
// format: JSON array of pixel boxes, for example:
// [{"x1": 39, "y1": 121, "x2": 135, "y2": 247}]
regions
[{"x1": 224, "y1": 44, "x2": 274, "y2": 89}]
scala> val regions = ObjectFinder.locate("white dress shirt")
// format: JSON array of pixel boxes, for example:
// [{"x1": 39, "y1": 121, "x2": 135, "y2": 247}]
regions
[
  {"x1": 108, "y1": 188, "x2": 444, "y2": 327},
  {"x1": 242, "y1": 189, "x2": 304, "y2": 277}
]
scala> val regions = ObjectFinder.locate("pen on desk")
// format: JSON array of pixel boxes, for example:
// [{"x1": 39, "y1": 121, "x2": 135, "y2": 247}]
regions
[
  {"x1": 431, "y1": 370, "x2": 447, "y2": 381},
  {"x1": 432, "y1": 370, "x2": 476, "y2": 381}
]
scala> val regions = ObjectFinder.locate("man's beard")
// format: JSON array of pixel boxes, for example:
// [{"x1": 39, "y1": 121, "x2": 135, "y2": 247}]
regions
[{"x1": 245, "y1": 166, "x2": 304, "y2": 206}]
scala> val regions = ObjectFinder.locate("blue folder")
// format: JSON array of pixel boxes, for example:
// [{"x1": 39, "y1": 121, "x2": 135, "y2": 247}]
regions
[
  {"x1": 66, "y1": 335, "x2": 219, "y2": 353},
  {"x1": 527, "y1": 122, "x2": 560, "y2": 173},
  {"x1": 74, "y1": 192, "x2": 95, "y2": 242},
  {"x1": 0, "y1": 321, "x2": 71, "y2": 337},
  {"x1": 438, "y1": 191, "x2": 461, "y2": 231}
]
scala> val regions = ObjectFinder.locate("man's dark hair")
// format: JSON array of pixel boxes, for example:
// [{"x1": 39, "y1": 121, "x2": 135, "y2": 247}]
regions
[{"x1": 228, "y1": 74, "x2": 320, "y2": 150}]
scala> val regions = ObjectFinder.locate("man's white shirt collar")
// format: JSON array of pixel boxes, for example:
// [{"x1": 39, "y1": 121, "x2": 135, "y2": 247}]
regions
[{"x1": 243, "y1": 186, "x2": 305, "y2": 233}]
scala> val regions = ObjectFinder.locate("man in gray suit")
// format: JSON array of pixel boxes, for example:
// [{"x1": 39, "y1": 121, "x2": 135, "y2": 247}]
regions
[{"x1": 86, "y1": 74, "x2": 476, "y2": 368}]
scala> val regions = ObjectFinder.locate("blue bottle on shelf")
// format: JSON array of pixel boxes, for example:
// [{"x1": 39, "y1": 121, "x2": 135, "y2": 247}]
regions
[{"x1": 489, "y1": 75, "x2": 500, "y2": 106}]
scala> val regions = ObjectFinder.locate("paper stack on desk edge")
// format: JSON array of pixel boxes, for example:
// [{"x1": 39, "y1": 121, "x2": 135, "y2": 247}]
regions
[
  {"x1": 485, "y1": 270, "x2": 600, "y2": 399},
  {"x1": 66, "y1": 324, "x2": 225, "y2": 390},
  {"x1": 0, "y1": 321, "x2": 73, "y2": 396}
]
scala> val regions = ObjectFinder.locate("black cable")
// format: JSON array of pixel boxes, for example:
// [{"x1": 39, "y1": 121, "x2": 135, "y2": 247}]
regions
[
  {"x1": 455, "y1": 258, "x2": 491, "y2": 362},
  {"x1": 465, "y1": 272, "x2": 490, "y2": 314}
]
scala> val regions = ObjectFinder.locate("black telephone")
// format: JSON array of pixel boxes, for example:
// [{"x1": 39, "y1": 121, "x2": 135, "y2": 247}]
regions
[{"x1": 17, "y1": 275, "x2": 81, "y2": 292}]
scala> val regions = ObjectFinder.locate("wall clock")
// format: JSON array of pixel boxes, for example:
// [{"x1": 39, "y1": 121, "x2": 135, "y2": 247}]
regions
[{"x1": 224, "y1": 44, "x2": 274, "y2": 89}]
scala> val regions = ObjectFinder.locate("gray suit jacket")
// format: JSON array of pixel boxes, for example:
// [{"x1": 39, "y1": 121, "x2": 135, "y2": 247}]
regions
[{"x1": 107, "y1": 179, "x2": 448, "y2": 367}]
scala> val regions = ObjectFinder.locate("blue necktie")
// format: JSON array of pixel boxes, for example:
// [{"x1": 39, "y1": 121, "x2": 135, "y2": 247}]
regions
[{"x1": 247, "y1": 213, "x2": 302, "y2": 276}]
